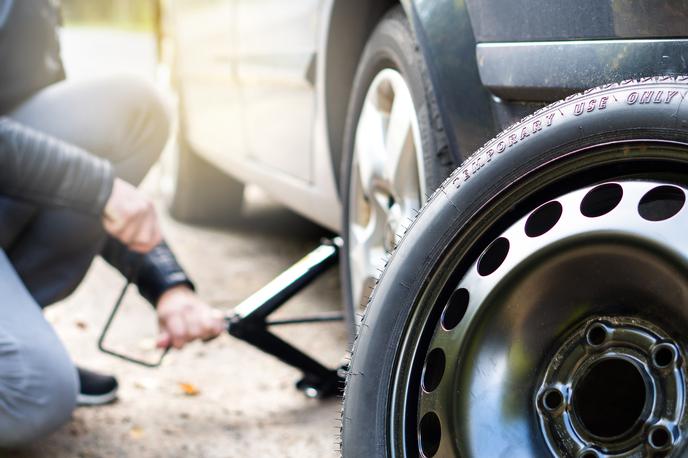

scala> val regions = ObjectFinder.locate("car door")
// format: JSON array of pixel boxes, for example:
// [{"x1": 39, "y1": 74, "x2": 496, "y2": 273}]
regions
[
  {"x1": 236, "y1": 0, "x2": 323, "y2": 183},
  {"x1": 167, "y1": 0, "x2": 246, "y2": 166}
]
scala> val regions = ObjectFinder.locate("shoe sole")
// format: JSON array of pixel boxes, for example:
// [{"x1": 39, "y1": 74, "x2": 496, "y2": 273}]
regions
[{"x1": 77, "y1": 390, "x2": 118, "y2": 406}]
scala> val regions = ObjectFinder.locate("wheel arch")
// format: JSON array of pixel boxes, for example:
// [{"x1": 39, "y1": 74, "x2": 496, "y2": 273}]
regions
[{"x1": 322, "y1": 0, "x2": 402, "y2": 193}]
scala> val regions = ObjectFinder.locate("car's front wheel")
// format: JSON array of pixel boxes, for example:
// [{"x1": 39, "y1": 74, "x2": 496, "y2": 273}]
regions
[{"x1": 341, "y1": 6, "x2": 452, "y2": 335}]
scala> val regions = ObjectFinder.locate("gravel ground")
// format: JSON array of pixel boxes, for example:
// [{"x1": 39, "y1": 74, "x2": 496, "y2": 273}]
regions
[{"x1": 4, "y1": 27, "x2": 348, "y2": 458}]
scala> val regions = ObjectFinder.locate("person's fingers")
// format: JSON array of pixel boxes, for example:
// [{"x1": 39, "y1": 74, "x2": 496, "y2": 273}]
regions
[
  {"x1": 126, "y1": 208, "x2": 161, "y2": 252},
  {"x1": 165, "y1": 314, "x2": 189, "y2": 349},
  {"x1": 102, "y1": 178, "x2": 162, "y2": 253},
  {"x1": 185, "y1": 313, "x2": 202, "y2": 341},
  {"x1": 117, "y1": 206, "x2": 144, "y2": 246},
  {"x1": 156, "y1": 330, "x2": 171, "y2": 349},
  {"x1": 133, "y1": 204, "x2": 153, "y2": 246},
  {"x1": 145, "y1": 210, "x2": 163, "y2": 248},
  {"x1": 180, "y1": 307, "x2": 224, "y2": 343},
  {"x1": 128, "y1": 242, "x2": 153, "y2": 253},
  {"x1": 134, "y1": 205, "x2": 162, "y2": 251},
  {"x1": 199, "y1": 312, "x2": 220, "y2": 340},
  {"x1": 210, "y1": 309, "x2": 225, "y2": 336},
  {"x1": 128, "y1": 228, "x2": 158, "y2": 252},
  {"x1": 102, "y1": 216, "x2": 125, "y2": 237},
  {"x1": 152, "y1": 226, "x2": 163, "y2": 248},
  {"x1": 156, "y1": 289, "x2": 228, "y2": 349},
  {"x1": 193, "y1": 313, "x2": 210, "y2": 340}
]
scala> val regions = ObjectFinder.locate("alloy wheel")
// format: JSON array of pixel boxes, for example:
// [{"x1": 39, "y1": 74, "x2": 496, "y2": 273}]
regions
[{"x1": 348, "y1": 68, "x2": 426, "y2": 314}]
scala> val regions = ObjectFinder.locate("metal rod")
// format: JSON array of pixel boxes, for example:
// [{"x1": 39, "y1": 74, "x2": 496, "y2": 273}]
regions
[
  {"x1": 266, "y1": 312, "x2": 344, "y2": 326},
  {"x1": 98, "y1": 282, "x2": 169, "y2": 368}
]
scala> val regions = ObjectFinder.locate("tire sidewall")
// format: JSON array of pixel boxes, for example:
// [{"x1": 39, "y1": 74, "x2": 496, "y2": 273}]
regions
[{"x1": 342, "y1": 77, "x2": 688, "y2": 457}]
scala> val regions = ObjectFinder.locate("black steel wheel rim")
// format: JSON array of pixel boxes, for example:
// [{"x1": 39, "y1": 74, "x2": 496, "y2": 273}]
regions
[{"x1": 389, "y1": 143, "x2": 688, "y2": 457}]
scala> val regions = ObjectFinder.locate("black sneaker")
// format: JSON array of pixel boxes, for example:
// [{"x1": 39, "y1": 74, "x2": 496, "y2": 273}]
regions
[{"x1": 77, "y1": 367, "x2": 119, "y2": 406}]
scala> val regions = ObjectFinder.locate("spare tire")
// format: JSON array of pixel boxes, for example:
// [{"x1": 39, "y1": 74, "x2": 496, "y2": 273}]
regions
[{"x1": 342, "y1": 76, "x2": 688, "y2": 457}]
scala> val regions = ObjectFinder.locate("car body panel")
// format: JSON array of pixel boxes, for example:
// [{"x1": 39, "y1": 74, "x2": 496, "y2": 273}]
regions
[
  {"x1": 465, "y1": 0, "x2": 688, "y2": 42},
  {"x1": 478, "y1": 39, "x2": 688, "y2": 101},
  {"x1": 405, "y1": 0, "x2": 688, "y2": 160},
  {"x1": 166, "y1": 0, "x2": 341, "y2": 231},
  {"x1": 236, "y1": 0, "x2": 321, "y2": 182}
]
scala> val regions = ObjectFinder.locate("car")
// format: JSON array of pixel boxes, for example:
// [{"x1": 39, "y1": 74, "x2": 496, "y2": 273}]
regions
[
  {"x1": 158, "y1": 1, "x2": 688, "y2": 456},
  {"x1": 158, "y1": 0, "x2": 456, "y2": 334}
]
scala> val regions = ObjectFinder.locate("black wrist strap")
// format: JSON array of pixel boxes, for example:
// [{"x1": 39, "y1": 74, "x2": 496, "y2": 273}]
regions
[{"x1": 101, "y1": 238, "x2": 196, "y2": 307}]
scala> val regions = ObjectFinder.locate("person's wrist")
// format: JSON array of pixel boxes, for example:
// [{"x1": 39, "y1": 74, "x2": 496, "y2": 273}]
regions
[
  {"x1": 156, "y1": 284, "x2": 194, "y2": 311},
  {"x1": 135, "y1": 240, "x2": 195, "y2": 307},
  {"x1": 152, "y1": 278, "x2": 194, "y2": 306}
]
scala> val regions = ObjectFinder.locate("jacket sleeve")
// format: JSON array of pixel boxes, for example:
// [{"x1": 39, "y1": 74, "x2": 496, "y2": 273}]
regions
[
  {"x1": 101, "y1": 237, "x2": 196, "y2": 306},
  {"x1": 0, "y1": 117, "x2": 114, "y2": 215}
]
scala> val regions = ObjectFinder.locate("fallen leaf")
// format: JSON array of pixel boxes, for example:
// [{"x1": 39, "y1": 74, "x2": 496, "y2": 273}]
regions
[
  {"x1": 129, "y1": 426, "x2": 144, "y2": 439},
  {"x1": 179, "y1": 382, "x2": 200, "y2": 396}
]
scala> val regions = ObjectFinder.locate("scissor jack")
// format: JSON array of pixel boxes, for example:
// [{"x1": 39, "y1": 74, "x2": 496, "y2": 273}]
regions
[{"x1": 98, "y1": 237, "x2": 347, "y2": 399}]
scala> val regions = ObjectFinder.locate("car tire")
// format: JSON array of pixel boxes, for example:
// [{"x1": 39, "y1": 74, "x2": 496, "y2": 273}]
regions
[
  {"x1": 169, "y1": 100, "x2": 244, "y2": 225},
  {"x1": 342, "y1": 77, "x2": 688, "y2": 457},
  {"x1": 340, "y1": 6, "x2": 453, "y2": 337}
]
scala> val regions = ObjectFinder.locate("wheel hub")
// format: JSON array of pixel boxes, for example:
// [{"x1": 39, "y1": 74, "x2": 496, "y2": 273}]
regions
[
  {"x1": 409, "y1": 180, "x2": 688, "y2": 457},
  {"x1": 538, "y1": 317, "x2": 684, "y2": 457}
]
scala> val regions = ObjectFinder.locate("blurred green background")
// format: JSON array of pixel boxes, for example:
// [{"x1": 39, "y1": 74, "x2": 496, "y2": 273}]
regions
[{"x1": 61, "y1": 0, "x2": 157, "y2": 30}]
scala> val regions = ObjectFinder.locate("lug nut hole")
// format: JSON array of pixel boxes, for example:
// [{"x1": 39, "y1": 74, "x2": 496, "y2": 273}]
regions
[
  {"x1": 586, "y1": 323, "x2": 608, "y2": 347},
  {"x1": 542, "y1": 388, "x2": 564, "y2": 412},
  {"x1": 648, "y1": 425, "x2": 672, "y2": 450},
  {"x1": 652, "y1": 344, "x2": 676, "y2": 369},
  {"x1": 579, "y1": 450, "x2": 599, "y2": 458}
]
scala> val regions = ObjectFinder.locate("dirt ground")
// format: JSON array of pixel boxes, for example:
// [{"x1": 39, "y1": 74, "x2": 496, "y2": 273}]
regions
[{"x1": 4, "y1": 28, "x2": 348, "y2": 458}]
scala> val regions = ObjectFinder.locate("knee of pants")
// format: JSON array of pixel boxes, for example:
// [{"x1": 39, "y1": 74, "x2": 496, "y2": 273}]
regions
[
  {"x1": 111, "y1": 76, "x2": 171, "y2": 183},
  {"x1": 0, "y1": 329, "x2": 78, "y2": 448}
]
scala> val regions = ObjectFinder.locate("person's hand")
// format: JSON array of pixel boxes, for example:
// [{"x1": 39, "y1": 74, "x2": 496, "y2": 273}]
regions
[
  {"x1": 156, "y1": 285, "x2": 226, "y2": 349},
  {"x1": 102, "y1": 178, "x2": 162, "y2": 253}
]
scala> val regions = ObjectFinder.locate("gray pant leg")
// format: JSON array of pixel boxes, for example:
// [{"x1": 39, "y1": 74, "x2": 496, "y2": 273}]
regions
[
  {"x1": 0, "y1": 75, "x2": 169, "y2": 306},
  {"x1": 9, "y1": 75, "x2": 170, "y2": 185},
  {"x1": 0, "y1": 250, "x2": 78, "y2": 448}
]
